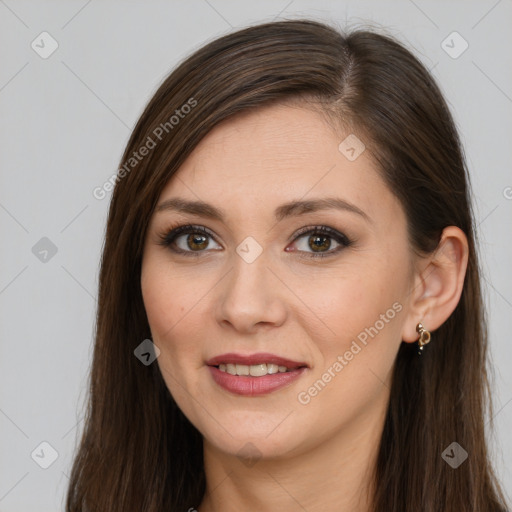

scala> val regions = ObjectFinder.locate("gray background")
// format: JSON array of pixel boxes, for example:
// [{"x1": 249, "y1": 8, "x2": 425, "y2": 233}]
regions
[{"x1": 0, "y1": 0, "x2": 511, "y2": 510}]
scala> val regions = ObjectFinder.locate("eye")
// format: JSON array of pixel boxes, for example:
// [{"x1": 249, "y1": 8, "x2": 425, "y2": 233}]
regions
[
  {"x1": 157, "y1": 223, "x2": 353, "y2": 259},
  {"x1": 157, "y1": 224, "x2": 222, "y2": 256},
  {"x1": 287, "y1": 225, "x2": 353, "y2": 259}
]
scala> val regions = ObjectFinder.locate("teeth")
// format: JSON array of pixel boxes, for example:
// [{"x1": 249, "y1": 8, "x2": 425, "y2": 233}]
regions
[
  {"x1": 267, "y1": 364, "x2": 279, "y2": 374},
  {"x1": 235, "y1": 364, "x2": 249, "y2": 376},
  {"x1": 249, "y1": 364, "x2": 267, "y2": 377},
  {"x1": 217, "y1": 363, "x2": 293, "y2": 376}
]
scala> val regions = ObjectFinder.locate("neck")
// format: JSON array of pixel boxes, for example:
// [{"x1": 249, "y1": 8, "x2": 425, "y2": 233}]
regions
[{"x1": 198, "y1": 396, "x2": 387, "y2": 512}]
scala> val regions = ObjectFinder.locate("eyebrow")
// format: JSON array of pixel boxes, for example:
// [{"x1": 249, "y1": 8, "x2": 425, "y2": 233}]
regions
[{"x1": 156, "y1": 196, "x2": 371, "y2": 223}]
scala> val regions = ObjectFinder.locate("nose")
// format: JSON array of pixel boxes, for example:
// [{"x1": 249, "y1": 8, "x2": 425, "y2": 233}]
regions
[{"x1": 215, "y1": 250, "x2": 288, "y2": 334}]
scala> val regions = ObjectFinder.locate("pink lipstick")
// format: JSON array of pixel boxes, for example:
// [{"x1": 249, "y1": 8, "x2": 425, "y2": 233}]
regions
[{"x1": 206, "y1": 352, "x2": 308, "y2": 396}]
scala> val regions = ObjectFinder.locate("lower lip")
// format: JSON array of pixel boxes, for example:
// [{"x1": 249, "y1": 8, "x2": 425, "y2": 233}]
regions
[{"x1": 208, "y1": 366, "x2": 307, "y2": 396}]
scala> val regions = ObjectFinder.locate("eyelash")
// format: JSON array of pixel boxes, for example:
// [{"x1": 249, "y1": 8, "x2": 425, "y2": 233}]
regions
[{"x1": 156, "y1": 223, "x2": 353, "y2": 259}]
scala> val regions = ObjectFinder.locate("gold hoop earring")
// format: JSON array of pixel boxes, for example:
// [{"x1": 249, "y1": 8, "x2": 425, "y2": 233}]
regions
[{"x1": 416, "y1": 322, "x2": 431, "y2": 355}]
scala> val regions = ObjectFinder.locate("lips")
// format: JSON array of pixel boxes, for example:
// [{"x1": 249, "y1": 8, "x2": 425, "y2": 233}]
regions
[{"x1": 205, "y1": 352, "x2": 309, "y2": 396}]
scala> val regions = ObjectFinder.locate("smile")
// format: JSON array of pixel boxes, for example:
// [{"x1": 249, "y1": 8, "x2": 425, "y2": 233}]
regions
[
  {"x1": 217, "y1": 363, "x2": 291, "y2": 376},
  {"x1": 205, "y1": 352, "x2": 309, "y2": 396}
]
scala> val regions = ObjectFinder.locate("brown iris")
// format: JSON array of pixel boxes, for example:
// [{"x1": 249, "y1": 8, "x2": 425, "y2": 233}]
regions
[
  {"x1": 187, "y1": 233, "x2": 209, "y2": 251},
  {"x1": 309, "y1": 234, "x2": 331, "y2": 252}
]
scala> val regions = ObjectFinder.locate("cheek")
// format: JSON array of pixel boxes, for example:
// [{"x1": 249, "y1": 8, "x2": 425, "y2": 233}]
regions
[
  {"x1": 142, "y1": 259, "x2": 200, "y2": 340},
  {"x1": 297, "y1": 253, "x2": 408, "y2": 390},
  {"x1": 292, "y1": 272, "x2": 404, "y2": 437},
  {"x1": 299, "y1": 267, "x2": 403, "y2": 343},
  {"x1": 141, "y1": 259, "x2": 212, "y2": 384}
]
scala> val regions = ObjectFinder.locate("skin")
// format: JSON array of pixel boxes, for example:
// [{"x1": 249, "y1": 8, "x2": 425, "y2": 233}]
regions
[{"x1": 141, "y1": 103, "x2": 468, "y2": 511}]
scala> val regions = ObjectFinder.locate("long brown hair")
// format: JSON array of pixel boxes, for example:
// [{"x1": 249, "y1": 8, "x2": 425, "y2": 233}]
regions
[{"x1": 65, "y1": 19, "x2": 509, "y2": 512}]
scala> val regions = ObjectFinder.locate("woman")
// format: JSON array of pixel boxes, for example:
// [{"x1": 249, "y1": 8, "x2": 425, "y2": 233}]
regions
[{"x1": 65, "y1": 19, "x2": 509, "y2": 512}]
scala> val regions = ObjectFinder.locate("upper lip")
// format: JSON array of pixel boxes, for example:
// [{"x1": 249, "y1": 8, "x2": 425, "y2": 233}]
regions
[{"x1": 206, "y1": 352, "x2": 308, "y2": 369}]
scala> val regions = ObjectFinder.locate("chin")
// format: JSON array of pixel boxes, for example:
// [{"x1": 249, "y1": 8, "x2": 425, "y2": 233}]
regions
[{"x1": 204, "y1": 429, "x2": 299, "y2": 462}]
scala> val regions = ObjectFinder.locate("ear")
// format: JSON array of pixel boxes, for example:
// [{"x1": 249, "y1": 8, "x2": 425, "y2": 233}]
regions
[{"x1": 401, "y1": 226, "x2": 469, "y2": 343}]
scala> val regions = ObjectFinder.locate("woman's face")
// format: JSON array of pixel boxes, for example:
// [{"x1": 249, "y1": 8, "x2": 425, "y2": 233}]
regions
[{"x1": 141, "y1": 103, "x2": 417, "y2": 460}]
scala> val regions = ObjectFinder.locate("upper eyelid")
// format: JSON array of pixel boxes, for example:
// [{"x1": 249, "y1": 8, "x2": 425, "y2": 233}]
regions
[
  {"x1": 158, "y1": 224, "x2": 221, "y2": 250},
  {"x1": 165, "y1": 223, "x2": 344, "y2": 239}
]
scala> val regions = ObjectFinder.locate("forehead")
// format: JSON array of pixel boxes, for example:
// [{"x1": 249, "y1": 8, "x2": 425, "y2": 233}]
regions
[{"x1": 157, "y1": 104, "x2": 394, "y2": 224}]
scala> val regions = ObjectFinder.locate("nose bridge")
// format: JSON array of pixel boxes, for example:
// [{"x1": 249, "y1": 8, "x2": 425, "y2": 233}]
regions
[
  {"x1": 227, "y1": 243, "x2": 271, "y2": 304},
  {"x1": 216, "y1": 240, "x2": 287, "y2": 330},
  {"x1": 228, "y1": 232, "x2": 272, "y2": 290}
]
